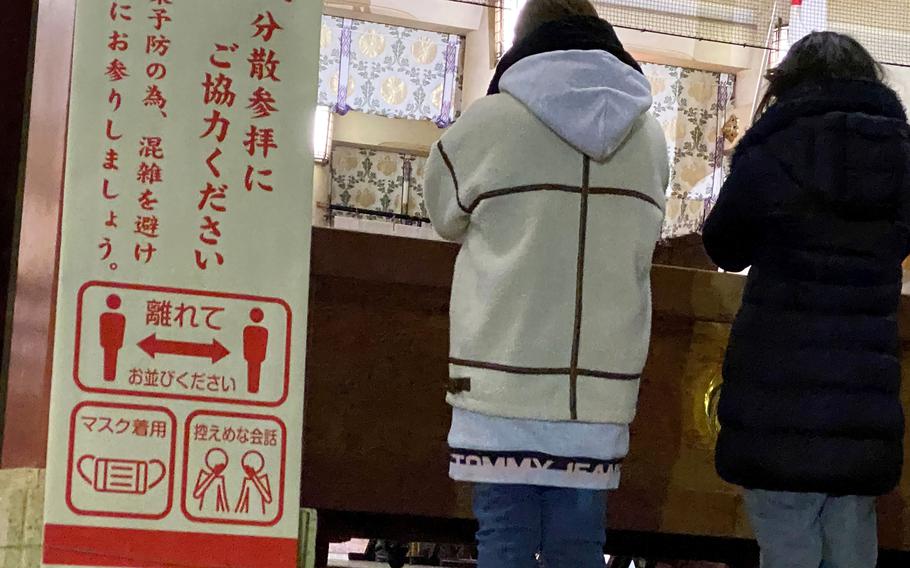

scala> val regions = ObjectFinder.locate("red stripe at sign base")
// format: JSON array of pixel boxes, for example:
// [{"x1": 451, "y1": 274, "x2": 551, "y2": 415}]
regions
[{"x1": 43, "y1": 524, "x2": 298, "y2": 567}]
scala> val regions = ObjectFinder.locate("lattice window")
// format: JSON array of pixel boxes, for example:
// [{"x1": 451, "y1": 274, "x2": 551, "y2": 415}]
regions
[
  {"x1": 492, "y1": 0, "x2": 527, "y2": 62},
  {"x1": 594, "y1": 0, "x2": 910, "y2": 67},
  {"x1": 482, "y1": 0, "x2": 910, "y2": 67}
]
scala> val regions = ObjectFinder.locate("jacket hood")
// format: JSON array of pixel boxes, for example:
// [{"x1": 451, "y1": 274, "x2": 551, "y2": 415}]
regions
[
  {"x1": 499, "y1": 50, "x2": 653, "y2": 161},
  {"x1": 737, "y1": 80, "x2": 910, "y2": 213}
]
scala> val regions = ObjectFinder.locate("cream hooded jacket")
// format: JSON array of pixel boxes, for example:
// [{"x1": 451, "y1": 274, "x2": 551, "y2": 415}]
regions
[{"x1": 426, "y1": 50, "x2": 669, "y2": 424}]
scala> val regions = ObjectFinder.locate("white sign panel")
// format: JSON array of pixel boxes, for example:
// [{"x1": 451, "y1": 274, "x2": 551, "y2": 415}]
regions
[{"x1": 43, "y1": 1, "x2": 320, "y2": 566}]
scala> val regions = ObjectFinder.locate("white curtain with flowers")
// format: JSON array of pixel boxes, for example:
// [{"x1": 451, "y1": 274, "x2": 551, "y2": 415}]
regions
[
  {"x1": 318, "y1": 16, "x2": 464, "y2": 127},
  {"x1": 643, "y1": 63, "x2": 735, "y2": 239},
  {"x1": 330, "y1": 145, "x2": 428, "y2": 222}
]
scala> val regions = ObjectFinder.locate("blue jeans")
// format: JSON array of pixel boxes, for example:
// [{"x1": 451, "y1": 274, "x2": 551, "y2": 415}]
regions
[
  {"x1": 472, "y1": 484, "x2": 606, "y2": 568},
  {"x1": 744, "y1": 489, "x2": 878, "y2": 568}
]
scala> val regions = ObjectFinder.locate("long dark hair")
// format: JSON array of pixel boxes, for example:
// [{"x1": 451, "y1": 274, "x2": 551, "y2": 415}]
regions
[{"x1": 756, "y1": 31, "x2": 885, "y2": 119}]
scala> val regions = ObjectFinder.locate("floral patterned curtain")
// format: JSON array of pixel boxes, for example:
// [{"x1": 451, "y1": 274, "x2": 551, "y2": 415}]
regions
[
  {"x1": 642, "y1": 63, "x2": 735, "y2": 239},
  {"x1": 330, "y1": 145, "x2": 428, "y2": 223},
  {"x1": 319, "y1": 16, "x2": 464, "y2": 127}
]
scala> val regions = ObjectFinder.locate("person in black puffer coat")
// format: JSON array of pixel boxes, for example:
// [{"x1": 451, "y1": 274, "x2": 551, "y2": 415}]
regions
[{"x1": 703, "y1": 32, "x2": 910, "y2": 568}]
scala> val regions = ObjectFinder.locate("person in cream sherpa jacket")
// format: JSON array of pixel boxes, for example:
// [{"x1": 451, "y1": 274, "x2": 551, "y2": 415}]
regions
[{"x1": 424, "y1": 1, "x2": 669, "y2": 566}]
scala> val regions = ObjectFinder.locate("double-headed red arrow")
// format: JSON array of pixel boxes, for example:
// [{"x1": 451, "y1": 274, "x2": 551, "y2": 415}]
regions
[{"x1": 138, "y1": 333, "x2": 230, "y2": 363}]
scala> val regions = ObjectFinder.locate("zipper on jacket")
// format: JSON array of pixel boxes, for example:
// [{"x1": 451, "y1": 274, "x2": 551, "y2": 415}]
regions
[{"x1": 569, "y1": 156, "x2": 591, "y2": 420}]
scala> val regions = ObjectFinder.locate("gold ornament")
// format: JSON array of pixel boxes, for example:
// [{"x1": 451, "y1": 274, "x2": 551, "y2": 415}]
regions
[
  {"x1": 704, "y1": 374, "x2": 723, "y2": 437},
  {"x1": 411, "y1": 36, "x2": 438, "y2": 65},
  {"x1": 723, "y1": 115, "x2": 740, "y2": 143},
  {"x1": 648, "y1": 77, "x2": 667, "y2": 97},
  {"x1": 376, "y1": 155, "x2": 398, "y2": 177},
  {"x1": 358, "y1": 29, "x2": 386, "y2": 59},
  {"x1": 353, "y1": 185, "x2": 377, "y2": 208},
  {"x1": 381, "y1": 77, "x2": 407, "y2": 106},
  {"x1": 320, "y1": 24, "x2": 332, "y2": 50},
  {"x1": 683, "y1": 77, "x2": 715, "y2": 106},
  {"x1": 432, "y1": 84, "x2": 444, "y2": 109},
  {"x1": 338, "y1": 152, "x2": 359, "y2": 173}
]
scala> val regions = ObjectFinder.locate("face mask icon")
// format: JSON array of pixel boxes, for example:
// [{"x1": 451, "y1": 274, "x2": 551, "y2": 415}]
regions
[{"x1": 77, "y1": 455, "x2": 167, "y2": 495}]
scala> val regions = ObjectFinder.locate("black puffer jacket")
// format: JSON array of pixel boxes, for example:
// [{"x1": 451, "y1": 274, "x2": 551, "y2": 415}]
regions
[{"x1": 704, "y1": 79, "x2": 910, "y2": 496}]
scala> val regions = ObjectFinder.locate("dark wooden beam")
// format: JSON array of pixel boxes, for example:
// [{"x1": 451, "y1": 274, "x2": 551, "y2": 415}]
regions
[{"x1": 0, "y1": 0, "x2": 38, "y2": 460}]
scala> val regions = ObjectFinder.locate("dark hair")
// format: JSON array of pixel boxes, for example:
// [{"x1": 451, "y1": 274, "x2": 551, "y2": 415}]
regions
[
  {"x1": 756, "y1": 31, "x2": 884, "y2": 119},
  {"x1": 514, "y1": 0, "x2": 599, "y2": 44}
]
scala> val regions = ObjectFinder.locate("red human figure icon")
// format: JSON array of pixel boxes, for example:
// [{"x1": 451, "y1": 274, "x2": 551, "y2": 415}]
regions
[
  {"x1": 193, "y1": 448, "x2": 230, "y2": 513},
  {"x1": 235, "y1": 450, "x2": 272, "y2": 515},
  {"x1": 99, "y1": 294, "x2": 127, "y2": 381},
  {"x1": 243, "y1": 308, "x2": 269, "y2": 394}
]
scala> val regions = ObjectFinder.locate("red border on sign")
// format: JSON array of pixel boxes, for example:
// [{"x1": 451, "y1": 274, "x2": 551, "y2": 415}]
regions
[
  {"x1": 66, "y1": 401, "x2": 177, "y2": 520},
  {"x1": 181, "y1": 410, "x2": 287, "y2": 526},
  {"x1": 43, "y1": 524, "x2": 299, "y2": 567},
  {"x1": 73, "y1": 281, "x2": 293, "y2": 407}
]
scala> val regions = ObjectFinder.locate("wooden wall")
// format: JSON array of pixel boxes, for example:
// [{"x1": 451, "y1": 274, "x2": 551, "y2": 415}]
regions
[
  {"x1": 1, "y1": 0, "x2": 75, "y2": 468},
  {"x1": 0, "y1": 0, "x2": 38, "y2": 456},
  {"x1": 302, "y1": 228, "x2": 910, "y2": 550}
]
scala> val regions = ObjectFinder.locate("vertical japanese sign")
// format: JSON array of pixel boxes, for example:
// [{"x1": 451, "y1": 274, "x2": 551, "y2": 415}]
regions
[{"x1": 43, "y1": 2, "x2": 321, "y2": 567}]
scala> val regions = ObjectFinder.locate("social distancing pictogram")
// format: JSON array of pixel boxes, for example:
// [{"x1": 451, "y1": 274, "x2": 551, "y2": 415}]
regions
[
  {"x1": 67, "y1": 282, "x2": 291, "y2": 527},
  {"x1": 76, "y1": 282, "x2": 291, "y2": 405}
]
